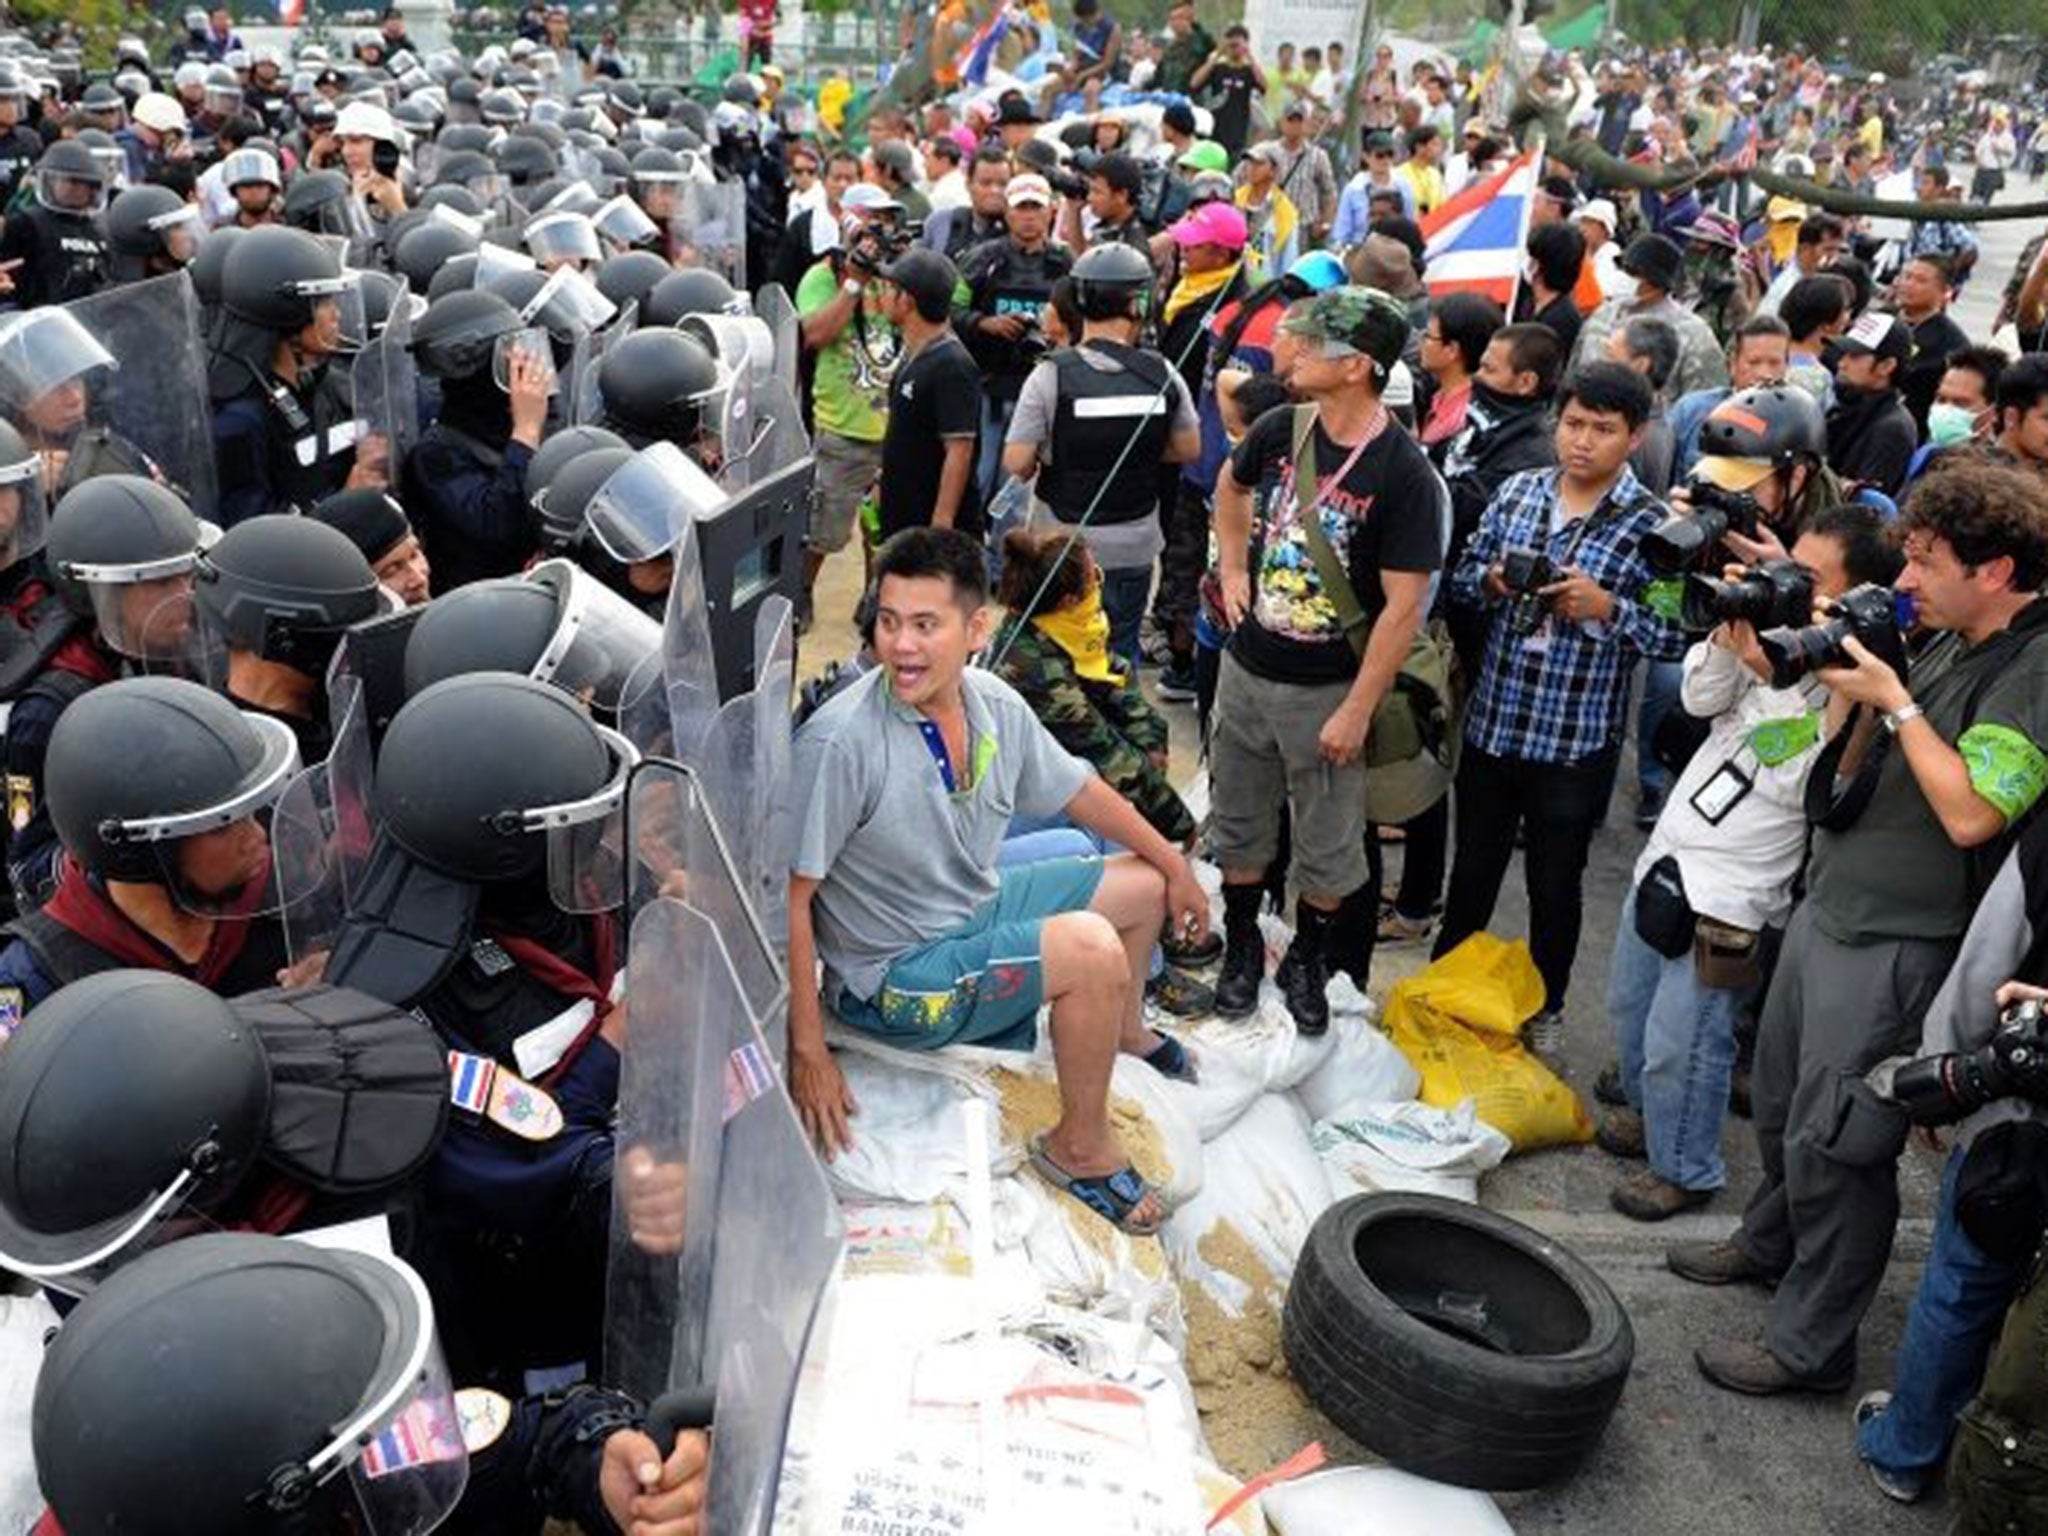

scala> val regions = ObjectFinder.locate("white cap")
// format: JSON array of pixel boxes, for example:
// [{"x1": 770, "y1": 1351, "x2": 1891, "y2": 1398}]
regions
[
  {"x1": 335, "y1": 101, "x2": 399, "y2": 143},
  {"x1": 842, "y1": 182, "x2": 904, "y2": 214},
  {"x1": 1578, "y1": 197, "x2": 1617, "y2": 233},
  {"x1": 1628, "y1": 104, "x2": 1655, "y2": 132},
  {"x1": 1383, "y1": 358, "x2": 1415, "y2": 411},
  {"x1": 133, "y1": 92, "x2": 188, "y2": 134}
]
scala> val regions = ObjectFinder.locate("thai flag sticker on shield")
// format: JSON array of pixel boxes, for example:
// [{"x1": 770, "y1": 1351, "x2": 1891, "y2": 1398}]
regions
[{"x1": 360, "y1": 1397, "x2": 464, "y2": 1478}]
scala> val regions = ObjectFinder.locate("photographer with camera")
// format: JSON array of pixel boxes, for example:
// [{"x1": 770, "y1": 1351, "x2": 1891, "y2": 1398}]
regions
[
  {"x1": 1849, "y1": 802, "x2": 2048, "y2": 1503},
  {"x1": 1679, "y1": 459, "x2": 2048, "y2": 1399},
  {"x1": 1432, "y1": 363, "x2": 1687, "y2": 1053},
  {"x1": 956, "y1": 174, "x2": 1074, "y2": 504},
  {"x1": 1603, "y1": 504, "x2": 1901, "y2": 1222},
  {"x1": 797, "y1": 184, "x2": 908, "y2": 615},
  {"x1": 1003, "y1": 242, "x2": 1198, "y2": 670}
]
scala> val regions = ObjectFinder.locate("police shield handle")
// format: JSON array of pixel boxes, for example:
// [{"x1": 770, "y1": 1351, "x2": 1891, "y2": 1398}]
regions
[
  {"x1": 345, "y1": 432, "x2": 391, "y2": 492},
  {"x1": 647, "y1": 1385, "x2": 717, "y2": 1457}
]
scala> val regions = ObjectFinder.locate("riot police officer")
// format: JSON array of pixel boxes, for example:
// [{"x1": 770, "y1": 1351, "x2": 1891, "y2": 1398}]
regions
[
  {"x1": 31, "y1": 1233, "x2": 708, "y2": 1535},
  {"x1": 1000, "y1": 240, "x2": 1198, "y2": 668},
  {"x1": 7, "y1": 474, "x2": 205, "y2": 914},
  {"x1": 401, "y1": 288, "x2": 553, "y2": 592},
  {"x1": 105, "y1": 182, "x2": 205, "y2": 284},
  {"x1": 640, "y1": 266, "x2": 746, "y2": 329},
  {"x1": 0, "y1": 676, "x2": 296, "y2": 1007},
  {"x1": 0, "y1": 307, "x2": 166, "y2": 497},
  {"x1": 594, "y1": 248, "x2": 673, "y2": 316},
  {"x1": 593, "y1": 327, "x2": 722, "y2": 457},
  {"x1": 0, "y1": 140, "x2": 112, "y2": 310},
  {"x1": 0, "y1": 66, "x2": 44, "y2": 213},
  {"x1": 209, "y1": 225, "x2": 381, "y2": 524},
  {"x1": 191, "y1": 513, "x2": 386, "y2": 765}
]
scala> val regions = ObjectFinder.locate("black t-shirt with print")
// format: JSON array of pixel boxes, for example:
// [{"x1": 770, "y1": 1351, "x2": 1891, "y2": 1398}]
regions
[
  {"x1": 1205, "y1": 62, "x2": 1260, "y2": 153},
  {"x1": 880, "y1": 334, "x2": 985, "y2": 539},
  {"x1": 1227, "y1": 405, "x2": 1444, "y2": 685}
]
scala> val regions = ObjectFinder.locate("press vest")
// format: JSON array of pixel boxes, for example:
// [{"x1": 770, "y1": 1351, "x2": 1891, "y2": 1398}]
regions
[{"x1": 1039, "y1": 339, "x2": 1173, "y2": 526}]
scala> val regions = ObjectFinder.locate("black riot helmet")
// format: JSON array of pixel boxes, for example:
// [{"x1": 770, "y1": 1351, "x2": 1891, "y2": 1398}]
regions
[
  {"x1": 45, "y1": 676, "x2": 299, "y2": 885},
  {"x1": 641, "y1": 266, "x2": 743, "y2": 327},
  {"x1": 354, "y1": 267, "x2": 415, "y2": 342},
  {"x1": 1696, "y1": 384, "x2": 1826, "y2": 469},
  {"x1": 188, "y1": 225, "x2": 244, "y2": 314},
  {"x1": 427, "y1": 253, "x2": 480, "y2": 300},
  {"x1": 105, "y1": 184, "x2": 204, "y2": 280},
  {"x1": 34, "y1": 137, "x2": 108, "y2": 216},
  {"x1": 393, "y1": 218, "x2": 481, "y2": 295},
  {"x1": 33, "y1": 1233, "x2": 463, "y2": 1536},
  {"x1": 374, "y1": 671, "x2": 633, "y2": 885},
  {"x1": 415, "y1": 182, "x2": 485, "y2": 220},
  {"x1": 219, "y1": 224, "x2": 357, "y2": 333},
  {"x1": 0, "y1": 971, "x2": 270, "y2": 1294},
  {"x1": 438, "y1": 119, "x2": 491, "y2": 155},
  {"x1": 194, "y1": 514, "x2": 385, "y2": 677},
  {"x1": 281, "y1": 168, "x2": 361, "y2": 240},
  {"x1": 410, "y1": 287, "x2": 524, "y2": 379},
  {"x1": 1070, "y1": 240, "x2": 1154, "y2": 321},
  {"x1": 595, "y1": 248, "x2": 672, "y2": 313},
  {"x1": 401, "y1": 575, "x2": 561, "y2": 694},
  {"x1": 596, "y1": 327, "x2": 721, "y2": 448},
  {"x1": 532, "y1": 444, "x2": 632, "y2": 555},
  {"x1": 493, "y1": 132, "x2": 557, "y2": 190},
  {"x1": 525, "y1": 424, "x2": 628, "y2": 512},
  {"x1": 45, "y1": 475, "x2": 205, "y2": 658}
]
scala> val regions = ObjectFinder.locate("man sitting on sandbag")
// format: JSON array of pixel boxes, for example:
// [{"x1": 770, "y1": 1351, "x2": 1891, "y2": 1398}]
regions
[{"x1": 786, "y1": 527, "x2": 1211, "y2": 1235}]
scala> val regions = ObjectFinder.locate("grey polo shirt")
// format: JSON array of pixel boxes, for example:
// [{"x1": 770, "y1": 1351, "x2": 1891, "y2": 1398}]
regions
[{"x1": 791, "y1": 665, "x2": 1094, "y2": 1000}]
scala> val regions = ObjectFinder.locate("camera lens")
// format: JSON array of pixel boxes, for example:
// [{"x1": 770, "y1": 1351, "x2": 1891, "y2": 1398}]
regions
[{"x1": 1643, "y1": 505, "x2": 1730, "y2": 574}]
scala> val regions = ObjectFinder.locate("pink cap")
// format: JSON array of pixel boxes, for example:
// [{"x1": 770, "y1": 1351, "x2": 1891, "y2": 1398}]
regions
[
  {"x1": 1168, "y1": 201, "x2": 1248, "y2": 251},
  {"x1": 948, "y1": 124, "x2": 978, "y2": 155}
]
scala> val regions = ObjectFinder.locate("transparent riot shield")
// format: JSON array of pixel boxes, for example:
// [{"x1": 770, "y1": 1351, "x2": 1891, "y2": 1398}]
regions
[
  {"x1": 270, "y1": 672, "x2": 377, "y2": 971},
  {"x1": 572, "y1": 299, "x2": 638, "y2": 428},
  {"x1": 716, "y1": 375, "x2": 808, "y2": 495},
  {"x1": 327, "y1": 605, "x2": 426, "y2": 751},
  {"x1": 604, "y1": 761, "x2": 840, "y2": 1536},
  {"x1": 670, "y1": 181, "x2": 748, "y2": 289},
  {"x1": 689, "y1": 595, "x2": 794, "y2": 970},
  {"x1": 351, "y1": 280, "x2": 420, "y2": 482},
  {"x1": 661, "y1": 515, "x2": 723, "y2": 767},
  {"x1": 752, "y1": 282, "x2": 799, "y2": 400},
  {"x1": 56, "y1": 273, "x2": 219, "y2": 520}
]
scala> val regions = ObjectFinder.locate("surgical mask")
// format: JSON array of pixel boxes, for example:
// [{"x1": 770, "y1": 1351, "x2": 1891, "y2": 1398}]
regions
[{"x1": 1926, "y1": 401, "x2": 1982, "y2": 448}]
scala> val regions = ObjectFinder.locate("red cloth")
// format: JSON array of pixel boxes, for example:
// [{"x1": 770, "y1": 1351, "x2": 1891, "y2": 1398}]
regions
[{"x1": 38, "y1": 857, "x2": 268, "y2": 989}]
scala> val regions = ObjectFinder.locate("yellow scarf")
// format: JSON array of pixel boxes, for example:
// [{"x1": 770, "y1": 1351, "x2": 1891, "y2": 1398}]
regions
[
  {"x1": 1163, "y1": 260, "x2": 1241, "y2": 325},
  {"x1": 1033, "y1": 587, "x2": 1124, "y2": 685}
]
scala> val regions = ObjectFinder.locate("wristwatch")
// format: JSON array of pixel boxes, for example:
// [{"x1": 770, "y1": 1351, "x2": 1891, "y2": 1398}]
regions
[{"x1": 1881, "y1": 702, "x2": 1925, "y2": 735}]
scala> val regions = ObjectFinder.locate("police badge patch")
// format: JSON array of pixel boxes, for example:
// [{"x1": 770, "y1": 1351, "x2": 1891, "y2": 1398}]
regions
[
  {"x1": 6, "y1": 774, "x2": 32, "y2": 833},
  {"x1": 0, "y1": 987, "x2": 22, "y2": 1049}
]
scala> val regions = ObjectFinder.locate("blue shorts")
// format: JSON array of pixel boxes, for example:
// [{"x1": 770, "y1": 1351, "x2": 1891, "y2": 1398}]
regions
[{"x1": 833, "y1": 855, "x2": 1105, "y2": 1052}]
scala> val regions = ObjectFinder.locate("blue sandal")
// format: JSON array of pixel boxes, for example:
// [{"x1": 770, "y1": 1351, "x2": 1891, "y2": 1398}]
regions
[
  {"x1": 1143, "y1": 1033, "x2": 1200, "y2": 1085},
  {"x1": 1028, "y1": 1132, "x2": 1166, "y2": 1236}
]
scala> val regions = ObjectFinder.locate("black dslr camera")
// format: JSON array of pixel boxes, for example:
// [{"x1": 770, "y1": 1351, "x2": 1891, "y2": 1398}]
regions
[
  {"x1": 1500, "y1": 546, "x2": 1560, "y2": 637},
  {"x1": 1679, "y1": 558, "x2": 1814, "y2": 633},
  {"x1": 1642, "y1": 482, "x2": 1764, "y2": 574},
  {"x1": 842, "y1": 220, "x2": 915, "y2": 276},
  {"x1": 1755, "y1": 583, "x2": 1905, "y2": 689},
  {"x1": 1878, "y1": 998, "x2": 2048, "y2": 1126}
]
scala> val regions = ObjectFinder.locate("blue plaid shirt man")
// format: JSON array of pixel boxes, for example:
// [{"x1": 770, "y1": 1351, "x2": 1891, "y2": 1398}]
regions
[{"x1": 1451, "y1": 465, "x2": 1687, "y2": 764}]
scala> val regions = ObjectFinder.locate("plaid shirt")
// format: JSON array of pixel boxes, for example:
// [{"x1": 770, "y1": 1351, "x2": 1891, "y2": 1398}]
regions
[{"x1": 1451, "y1": 466, "x2": 1687, "y2": 765}]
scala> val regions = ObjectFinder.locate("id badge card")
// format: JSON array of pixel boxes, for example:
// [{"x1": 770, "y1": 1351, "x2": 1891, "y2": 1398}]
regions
[{"x1": 1689, "y1": 761, "x2": 1753, "y2": 825}]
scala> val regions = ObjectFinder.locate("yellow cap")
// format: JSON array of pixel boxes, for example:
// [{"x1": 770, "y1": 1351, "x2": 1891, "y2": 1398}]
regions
[{"x1": 1695, "y1": 455, "x2": 1775, "y2": 493}]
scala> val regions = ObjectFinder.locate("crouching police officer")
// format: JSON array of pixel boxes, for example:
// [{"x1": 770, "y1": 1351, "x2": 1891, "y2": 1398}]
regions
[
  {"x1": 0, "y1": 675, "x2": 296, "y2": 1009},
  {"x1": 1001, "y1": 240, "x2": 1198, "y2": 669},
  {"x1": 31, "y1": 1234, "x2": 706, "y2": 1536},
  {"x1": 210, "y1": 225, "x2": 384, "y2": 525},
  {"x1": 322, "y1": 673, "x2": 639, "y2": 1383}
]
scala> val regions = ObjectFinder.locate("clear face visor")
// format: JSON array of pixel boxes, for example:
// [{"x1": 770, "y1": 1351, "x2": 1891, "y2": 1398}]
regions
[
  {"x1": 474, "y1": 241, "x2": 537, "y2": 288},
  {"x1": 148, "y1": 202, "x2": 206, "y2": 264},
  {"x1": 78, "y1": 556, "x2": 201, "y2": 661},
  {"x1": 0, "y1": 309, "x2": 115, "y2": 427},
  {"x1": 425, "y1": 200, "x2": 485, "y2": 240},
  {"x1": 492, "y1": 327, "x2": 559, "y2": 395},
  {"x1": 0, "y1": 1162, "x2": 200, "y2": 1298},
  {"x1": 300, "y1": 1255, "x2": 468, "y2": 1535},
  {"x1": 534, "y1": 721, "x2": 638, "y2": 914},
  {"x1": 543, "y1": 179, "x2": 603, "y2": 217},
  {"x1": 298, "y1": 272, "x2": 369, "y2": 355},
  {"x1": 594, "y1": 192, "x2": 659, "y2": 249},
  {"x1": 101, "y1": 710, "x2": 307, "y2": 917},
  {"x1": 0, "y1": 452, "x2": 48, "y2": 565},
  {"x1": 586, "y1": 439, "x2": 727, "y2": 565},
  {"x1": 34, "y1": 163, "x2": 107, "y2": 215},
  {"x1": 522, "y1": 264, "x2": 617, "y2": 338},
  {"x1": 527, "y1": 558, "x2": 663, "y2": 714},
  {"x1": 89, "y1": 146, "x2": 129, "y2": 191},
  {"x1": 524, "y1": 211, "x2": 601, "y2": 268},
  {"x1": 222, "y1": 148, "x2": 281, "y2": 193}
]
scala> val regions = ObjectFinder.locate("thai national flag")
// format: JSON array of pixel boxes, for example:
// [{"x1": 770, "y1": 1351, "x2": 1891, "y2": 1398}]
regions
[
  {"x1": 1419, "y1": 148, "x2": 1542, "y2": 308},
  {"x1": 448, "y1": 1051, "x2": 495, "y2": 1116},
  {"x1": 959, "y1": 8, "x2": 1012, "y2": 89}
]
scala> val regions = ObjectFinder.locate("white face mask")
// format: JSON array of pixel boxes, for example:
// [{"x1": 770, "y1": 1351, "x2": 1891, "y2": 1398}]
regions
[{"x1": 1926, "y1": 400, "x2": 1983, "y2": 449}]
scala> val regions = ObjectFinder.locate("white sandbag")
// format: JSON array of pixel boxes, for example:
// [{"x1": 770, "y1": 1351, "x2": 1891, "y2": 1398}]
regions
[
  {"x1": 1194, "y1": 1458, "x2": 1271, "y2": 1536},
  {"x1": 1006, "y1": 1174, "x2": 1186, "y2": 1346},
  {"x1": 1312, "y1": 1099, "x2": 1512, "y2": 1204},
  {"x1": 1156, "y1": 1030, "x2": 1268, "y2": 1143},
  {"x1": 1164, "y1": 1093, "x2": 1335, "y2": 1292},
  {"x1": 825, "y1": 1049, "x2": 989, "y2": 1205},
  {"x1": 0, "y1": 1291, "x2": 57, "y2": 1536},
  {"x1": 1291, "y1": 1006, "x2": 1421, "y2": 1125},
  {"x1": 1261, "y1": 1467, "x2": 1516, "y2": 1536}
]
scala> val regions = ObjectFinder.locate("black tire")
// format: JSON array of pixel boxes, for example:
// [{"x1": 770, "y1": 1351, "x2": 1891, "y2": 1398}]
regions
[{"x1": 1281, "y1": 1192, "x2": 1635, "y2": 1491}]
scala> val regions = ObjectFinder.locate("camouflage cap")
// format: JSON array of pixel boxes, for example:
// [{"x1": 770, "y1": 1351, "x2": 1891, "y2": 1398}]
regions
[{"x1": 1279, "y1": 284, "x2": 1411, "y2": 371}]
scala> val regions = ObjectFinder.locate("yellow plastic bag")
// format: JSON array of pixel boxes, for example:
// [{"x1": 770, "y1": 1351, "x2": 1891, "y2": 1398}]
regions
[{"x1": 1382, "y1": 935, "x2": 1593, "y2": 1151}]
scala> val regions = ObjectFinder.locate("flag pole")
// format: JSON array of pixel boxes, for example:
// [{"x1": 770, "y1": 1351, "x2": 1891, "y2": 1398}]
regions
[{"x1": 1506, "y1": 130, "x2": 1546, "y2": 319}]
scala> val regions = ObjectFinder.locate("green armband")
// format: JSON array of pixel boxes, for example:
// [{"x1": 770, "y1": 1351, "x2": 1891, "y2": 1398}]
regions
[
  {"x1": 1747, "y1": 711, "x2": 1820, "y2": 768},
  {"x1": 1958, "y1": 722, "x2": 2048, "y2": 821}
]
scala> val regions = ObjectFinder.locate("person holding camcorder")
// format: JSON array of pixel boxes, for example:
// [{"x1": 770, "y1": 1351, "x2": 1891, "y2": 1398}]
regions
[
  {"x1": 1676, "y1": 457, "x2": 2048, "y2": 1403},
  {"x1": 1601, "y1": 503, "x2": 1900, "y2": 1224}
]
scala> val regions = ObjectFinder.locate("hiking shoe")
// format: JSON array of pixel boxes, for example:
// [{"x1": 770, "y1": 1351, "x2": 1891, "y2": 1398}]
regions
[
  {"x1": 1611, "y1": 1168, "x2": 1712, "y2": 1221},
  {"x1": 1695, "y1": 1338, "x2": 1852, "y2": 1397},
  {"x1": 1596, "y1": 1108, "x2": 1647, "y2": 1160},
  {"x1": 1594, "y1": 1060, "x2": 1627, "y2": 1107},
  {"x1": 1376, "y1": 908, "x2": 1434, "y2": 945},
  {"x1": 1214, "y1": 885, "x2": 1265, "y2": 1019},
  {"x1": 1524, "y1": 1008, "x2": 1565, "y2": 1058},
  {"x1": 1666, "y1": 1238, "x2": 1780, "y2": 1288},
  {"x1": 1280, "y1": 901, "x2": 1333, "y2": 1038},
  {"x1": 1155, "y1": 663, "x2": 1197, "y2": 702},
  {"x1": 1853, "y1": 1392, "x2": 1930, "y2": 1504},
  {"x1": 1146, "y1": 965, "x2": 1215, "y2": 1020},
  {"x1": 1161, "y1": 927, "x2": 1223, "y2": 969}
]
